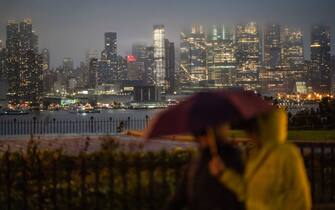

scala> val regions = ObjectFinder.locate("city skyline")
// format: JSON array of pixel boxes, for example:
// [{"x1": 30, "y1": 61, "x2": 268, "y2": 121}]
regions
[{"x1": 1, "y1": 0, "x2": 335, "y2": 67}]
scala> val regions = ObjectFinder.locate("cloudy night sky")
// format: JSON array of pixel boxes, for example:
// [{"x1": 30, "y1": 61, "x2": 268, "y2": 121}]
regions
[{"x1": 0, "y1": 0, "x2": 334, "y2": 68}]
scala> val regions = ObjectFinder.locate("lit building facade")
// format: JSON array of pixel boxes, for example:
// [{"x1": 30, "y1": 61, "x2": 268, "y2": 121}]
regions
[
  {"x1": 207, "y1": 24, "x2": 234, "y2": 41},
  {"x1": 116, "y1": 55, "x2": 128, "y2": 81},
  {"x1": 143, "y1": 46, "x2": 155, "y2": 85},
  {"x1": 132, "y1": 43, "x2": 147, "y2": 60},
  {"x1": 235, "y1": 22, "x2": 260, "y2": 71},
  {"x1": 281, "y1": 27, "x2": 304, "y2": 67},
  {"x1": 6, "y1": 19, "x2": 43, "y2": 103},
  {"x1": 153, "y1": 25, "x2": 166, "y2": 87},
  {"x1": 62, "y1": 57, "x2": 74, "y2": 86},
  {"x1": 235, "y1": 22, "x2": 261, "y2": 90},
  {"x1": 132, "y1": 43, "x2": 155, "y2": 85},
  {"x1": 0, "y1": 45, "x2": 6, "y2": 79},
  {"x1": 6, "y1": 20, "x2": 20, "y2": 99},
  {"x1": 18, "y1": 50, "x2": 43, "y2": 104},
  {"x1": 85, "y1": 49, "x2": 98, "y2": 65},
  {"x1": 165, "y1": 39, "x2": 175, "y2": 93},
  {"x1": 19, "y1": 18, "x2": 38, "y2": 54},
  {"x1": 88, "y1": 58, "x2": 98, "y2": 89},
  {"x1": 180, "y1": 25, "x2": 207, "y2": 83},
  {"x1": 41, "y1": 48, "x2": 53, "y2": 93},
  {"x1": 127, "y1": 55, "x2": 145, "y2": 81},
  {"x1": 264, "y1": 24, "x2": 281, "y2": 68},
  {"x1": 206, "y1": 39, "x2": 236, "y2": 86},
  {"x1": 41, "y1": 48, "x2": 50, "y2": 71},
  {"x1": 331, "y1": 55, "x2": 335, "y2": 95},
  {"x1": 97, "y1": 59, "x2": 111, "y2": 84},
  {"x1": 310, "y1": 25, "x2": 331, "y2": 94},
  {"x1": 104, "y1": 32, "x2": 117, "y2": 61}
]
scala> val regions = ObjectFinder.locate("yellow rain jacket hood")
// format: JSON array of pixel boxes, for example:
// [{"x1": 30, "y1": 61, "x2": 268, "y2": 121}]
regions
[{"x1": 219, "y1": 109, "x2": 312, "y2": 210}]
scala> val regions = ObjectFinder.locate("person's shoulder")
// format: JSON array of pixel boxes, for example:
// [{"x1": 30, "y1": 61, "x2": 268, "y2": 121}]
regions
[
  {"x1": 273, "y1": 142, "x2": 302, "y2": 160},
  {"x1": 280, "y1": 142, "x2": 300, "y2": 152}
]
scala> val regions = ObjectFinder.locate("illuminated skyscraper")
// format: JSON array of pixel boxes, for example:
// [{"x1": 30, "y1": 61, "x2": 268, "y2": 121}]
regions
[
  {"x1": 143, "y1": 46, "x2": 155, "y2": 85},
  {"x1": 62, "y1": 57, "x2": 74, "y2": 89},
  {"x1": 18, "y1": 50, "x2": 43, "y2": 104},
  {"x1": 235, "y1": 22, "x2": 260, "y2": 71},
  {"x1": 281, "y1": 27, "x2": 304, "y2": 67},
  {"x1": 310, "y1": 25, "x2": 331, "y2": 94},
  {"x1": 85, "y1": 49, "x2": 98, "y2": 65},
  {"x1": 32, "y1": 31, "x2": 38, "y2": 53},
  {"x1": 208, "y1": 25, "x2": 234, "y2": 41},
  {"x1": 41, "y1": 48, "x2": 50, "y2": 71},
  {"x1": 6, "y1": 18, "x2": 43, "y2": 103},
  {"x1": 127, "y1": 55, "x2": 145, "y2": 81},
  {"x1": 331, "y1": 55, "x2": 335, "y2": 95},
  {"x1": 100, "y1": 32, "x2": 125, "y2": 83},
  {"x1": 165, "y1": 39, "x2": 175, "y2": 93},
  {"x1": 0, "y1": 41, "x2": 6, "y2": 79},
  {"x1": 153, "y1": 25, "x2": 166, "y2": 87},
  {"x1": 235, "y1": 22, "x2": 260, "y2": 90},
  {"x1": 180, "y1": 25, "x2": 207, "y2": 84},
  {"x1": 41, "y1": 48, "x2": 56, "y2": 93},
  {"x1": 88, "y1": 58, "x2": 98, "y2": 89},
  {"x1": 97, "y1": 59, "x2": 113, "y2": 84},
  {"x1": 132, "y1": 43, "x2": 155, "y2": 85},
  {"x1": 104, "y1": 32, "x2": 117, "y2": 61},
  {"x1": 19, "y1": 18, "x2": 33, "y2": 52},
  {"x1": 6, "y1": 20, "x2": 20, "y2": 99},
  {"x1": 206, "y1": 39, "x2": 236, "y2": 86},
  {"x1": 132, "y1": 43, "x2": 147, "y2": 59},
  {"x1": 63, "y1": 58, "x2": 74, "y2": 73},
  {"x1": 264, "y1": 23, "x2": 281, "y2": 68},
  {"x1": 116, "y1": 55, "x2": 128, "y2": 81}
]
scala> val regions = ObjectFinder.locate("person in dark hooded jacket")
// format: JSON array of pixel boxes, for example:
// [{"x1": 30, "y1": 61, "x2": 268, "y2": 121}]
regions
[{"x1": 164, "y1": 124, "x2": 245, "y2": 210}]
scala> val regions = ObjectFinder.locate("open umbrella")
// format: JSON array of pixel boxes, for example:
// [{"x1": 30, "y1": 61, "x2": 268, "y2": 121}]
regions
[{"x1": 144, "y1": 90, "x2": 274, "y2": 139}]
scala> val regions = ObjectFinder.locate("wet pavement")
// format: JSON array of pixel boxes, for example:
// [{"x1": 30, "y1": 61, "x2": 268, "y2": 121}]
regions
[{"x1": 0, "y1": 134, "x2": 196, "y2": 155}]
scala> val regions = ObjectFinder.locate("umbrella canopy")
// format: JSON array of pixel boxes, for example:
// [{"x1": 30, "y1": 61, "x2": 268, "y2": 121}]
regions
[{"x1": 144, "y1": 90, "x2": 274, "y2": 139}]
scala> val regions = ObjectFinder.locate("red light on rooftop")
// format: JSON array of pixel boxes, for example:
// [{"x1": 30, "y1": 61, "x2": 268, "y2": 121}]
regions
[{"x1": 127, "y1": 55, "x2": 137, "y2": 62}]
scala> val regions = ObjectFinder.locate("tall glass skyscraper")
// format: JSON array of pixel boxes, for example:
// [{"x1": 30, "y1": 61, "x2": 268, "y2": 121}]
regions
[
  {"x1": 6, "y1": 18, "x2": 43, "y2": 103},
  {"x1": 264, "y1": 23, "x2": 281, "y2": 68},
  {"x1": 235, "y1": 22, "x2": 260, "y2": 71},
  {"x1": 41, "y1": 48, "x2": 50, "y2": 71},
  {"x1": 180, "y1": 25, "x2": 207, "y2": 83},
  {"x1": 165, "y1": 39, "x2": 175, "y2": 93},
  {"x1": 331, "y1": 55, "x2": 335, "y2": 95},
  {"x1": 310, "y1": 25, "x2": 331, "y2": 94},
  {"x1": 6, "y1": 20, "x2": 20, "y2": 98},
  {"x1": 153, "y1": 25, "x2": 166, "y2": 87},
  {"x1": 104, "y1": 32, "x2": 117, "y2": 61},
  {"x1": 281, "y1": 27, "x2": 304, "y2": 67},
  {"x1": 207, "y1": 25, "x2": 234, "y2": 41},
  {"x1": 235, "y1": 22, "x2": 260, "y2": 90},
  {"x1": 0, "y1": 45, "x2": 6, "y2": 79},
  {"x1": 206, "y1": 39, "x2": 236, "y2": 86}
]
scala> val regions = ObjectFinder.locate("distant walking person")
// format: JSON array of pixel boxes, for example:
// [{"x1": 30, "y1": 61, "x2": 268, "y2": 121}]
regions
[{"x1": 209, "y1": 109, "x2": 311, "y2": 210}]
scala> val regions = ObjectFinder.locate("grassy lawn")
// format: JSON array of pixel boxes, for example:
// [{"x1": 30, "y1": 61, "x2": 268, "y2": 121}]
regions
[{"x1": 230, "y1": 130, "x2": 335, "y2": 141}]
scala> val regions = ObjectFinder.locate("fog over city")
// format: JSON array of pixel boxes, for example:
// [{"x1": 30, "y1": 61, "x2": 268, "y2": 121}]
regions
[{"x1": 0, "y1": 0, "x2": 335, "y2": 67}]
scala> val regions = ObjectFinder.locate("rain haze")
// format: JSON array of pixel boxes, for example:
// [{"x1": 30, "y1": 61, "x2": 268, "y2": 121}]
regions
[{"x1": 0, "y1": 0, "x2": 334, "y2": 67}]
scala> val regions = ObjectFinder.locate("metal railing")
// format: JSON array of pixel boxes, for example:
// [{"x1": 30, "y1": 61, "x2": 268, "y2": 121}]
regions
[
  {"x1": 0, "y1": 116, "x2": 150, "y2": 136},
  {"x1": 298, "y1": 142, "x2": 335, "y2": 205}
]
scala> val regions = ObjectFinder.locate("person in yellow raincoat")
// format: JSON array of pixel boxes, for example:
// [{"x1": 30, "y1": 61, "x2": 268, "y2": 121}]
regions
[{"x1": 209, "y1": 109, "x2": 312, "y2": 210}]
